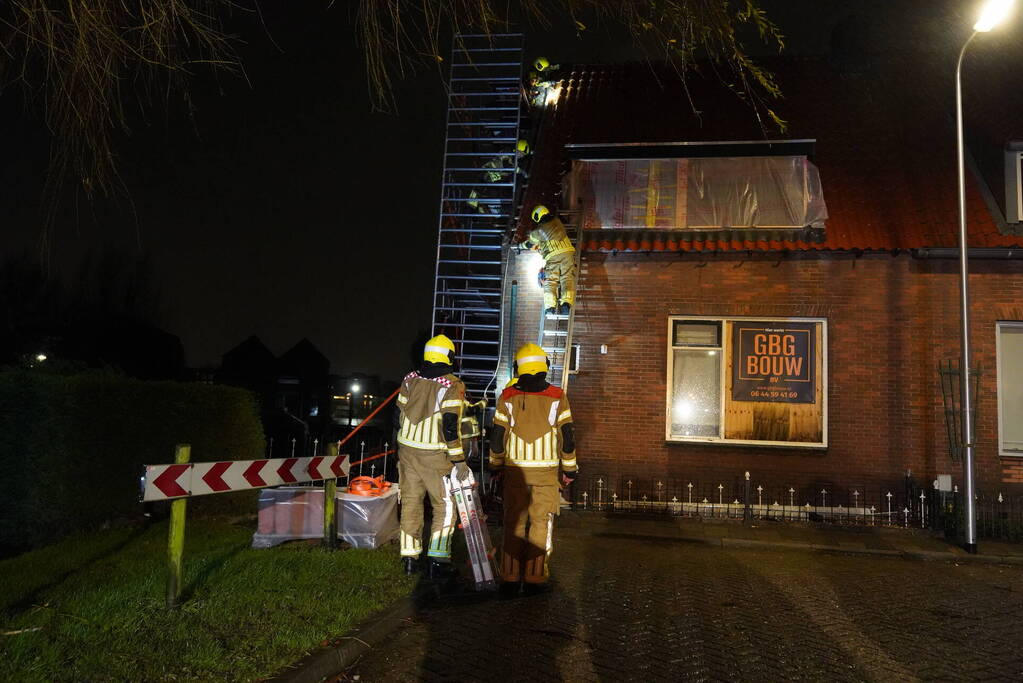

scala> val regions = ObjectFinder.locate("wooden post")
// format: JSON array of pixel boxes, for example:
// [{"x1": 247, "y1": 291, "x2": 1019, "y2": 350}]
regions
[
  {"x1": 166, "y1": 444, "x2": 190, "y2": 608},
  {"x1": 323, "y1": 443, "x2": 338, "y2": 550}
]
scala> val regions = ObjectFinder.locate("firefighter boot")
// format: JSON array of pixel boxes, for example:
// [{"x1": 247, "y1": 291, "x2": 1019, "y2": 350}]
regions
[
  {"x1": 522, "y1": 582, "x2": 553, "y2": 597},
  {"x1": 403, "y1": 557, "x2": 419, "y2": 576},
  {"x1": 427, "y1": 560, "x2": 458, "y2": 582},
  {"x1": 498, "y1": 581, "x2": 521, "y2": 600},
  {"x1": 558, "y1": 302, "x2": 571, "y2": 315}
]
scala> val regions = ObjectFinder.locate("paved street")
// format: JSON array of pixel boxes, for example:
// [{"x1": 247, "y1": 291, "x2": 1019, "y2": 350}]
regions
[{"x1": 347, "y1": 516, "x2": 1023, "y2": 682}]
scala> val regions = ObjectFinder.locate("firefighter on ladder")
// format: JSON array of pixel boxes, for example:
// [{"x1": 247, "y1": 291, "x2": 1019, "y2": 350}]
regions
[
  {"x1": 467, "y1": 139, "x2": 530, "y2": 215},
  {"x1": 396, "y1": 334, "x2": 471, "y2": 578},
  {"x1": 489, "y1": 343, "x2": 577, "y2": 596},
  {"x1": 524, "y1": 205, "x2": 576, "y2": 315}
]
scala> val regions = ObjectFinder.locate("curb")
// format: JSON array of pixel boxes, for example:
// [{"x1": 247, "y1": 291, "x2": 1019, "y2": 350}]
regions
[
  {"x1": 718, "y1": 537, "x2": 1023, "y2": 564},
  {"x1": 272, "y1": 588, "x2": 434, "y2": 683}
]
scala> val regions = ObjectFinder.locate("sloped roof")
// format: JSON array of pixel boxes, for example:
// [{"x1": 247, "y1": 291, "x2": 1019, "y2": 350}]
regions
[{"x1": 519, "y1": 54, "x2": 1023, "y2": 252}]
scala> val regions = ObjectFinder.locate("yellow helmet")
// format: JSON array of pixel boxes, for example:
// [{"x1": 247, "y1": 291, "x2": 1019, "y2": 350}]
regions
[
  {"x1": 531, "y1": 204, "x2": 550, "y2": 223},
  {"x1": 515, "y1": 343, "x2": 548, "y2": 376},
  {"x1": 516, "y1": 139, "x2": 530, "y2": 155},
  {"x1": 534, "y1": 56, "x2": 551, "y2": 72},
  {"x1": 423, "y1": 334, "x2": 455, "y2": 364}
]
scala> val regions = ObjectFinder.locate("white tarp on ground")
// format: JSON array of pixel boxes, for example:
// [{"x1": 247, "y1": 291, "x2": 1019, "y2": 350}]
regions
[
  {"x1": 570, "y1": 156, "x2": 828, "y2": 231},
  {"x1": 251, "y1": 485, "x2": 399, "y2": 549}
]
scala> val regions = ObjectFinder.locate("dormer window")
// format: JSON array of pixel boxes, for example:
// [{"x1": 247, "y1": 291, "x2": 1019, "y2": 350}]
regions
[{"x1": 567, "y1": 141, "x2": 828, "y2": 232}]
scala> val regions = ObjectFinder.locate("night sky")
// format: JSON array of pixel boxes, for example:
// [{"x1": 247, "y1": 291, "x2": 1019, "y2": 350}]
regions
[{"x1": 1, "y1": 1, "x2": 962, "y2": 381}]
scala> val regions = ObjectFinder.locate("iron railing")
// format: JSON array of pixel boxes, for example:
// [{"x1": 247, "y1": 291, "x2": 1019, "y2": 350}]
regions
[{"x1": 566, "y1": 471, "x2": 1023, "y2": 540}]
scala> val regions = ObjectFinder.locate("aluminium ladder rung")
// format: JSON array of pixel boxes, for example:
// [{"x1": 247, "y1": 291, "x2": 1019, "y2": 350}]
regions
[
  {"x1": 450, "y1": 107, "x2": 520, "y2": 112},
  {"x1": 439, "y1": 244, "x2": 503, "y2": 250},
  {"x1": 440, "y1": 323, "x2": 500, "y2": 330},
  {"x1": 439, "y1": 228, "x2": 505, "y2": 234},
  {"x1": 435, "y1": 290, "x2": 503, "y2": 296},
  {"x1": 445, "y1": 118, "x2": 517, "y2": 124},
  {"x1": 455, "y1": 354, "x2": 502, "y2": 362},
  {"x1": 542, "y1": 330, "x2": 568, "y2": 336},
  {"x1": 450, "y1": 77, "x2": 521, "y2": 83},
  {"x1": 437, "y1": 260, "x2": 502, "y2": 266},
  {"x1": 440, "y1": 212, "x2": 512, "y2": 218},
  {"x1": 447, "y1": 90, "x2": 518, "y2": 96},
  {"x1": 445, "y1": 152, "x2": 520, "y2": 157},
  {"x1": 437, "y1": 274, "x2": 502, "y2": 281},
  {"x1": 447, "y1": 137, "x2": 518, "y2": 142},
  {"x1": 451, "y1": 61, "x2": 522, "y2": 68},
  {"x1": 434, "y1": 306, "x2": 498, "y2": 314},
  {"x1": 444, "y1": 182, "x2": 515, "y2": 187}
]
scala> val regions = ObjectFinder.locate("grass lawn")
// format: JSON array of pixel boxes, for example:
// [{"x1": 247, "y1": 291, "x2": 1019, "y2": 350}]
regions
[{"x1": 0, "y1": 517, "x2": 415, "y2": 681}]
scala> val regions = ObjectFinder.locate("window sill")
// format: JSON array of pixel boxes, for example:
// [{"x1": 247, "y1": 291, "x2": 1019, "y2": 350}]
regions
[{"x1": 666, "y1": 437, "x2": 827, "y2": 451}]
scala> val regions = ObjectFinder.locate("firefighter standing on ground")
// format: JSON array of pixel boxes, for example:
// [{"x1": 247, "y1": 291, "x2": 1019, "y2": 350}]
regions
[
  {"x1": 525, "y1": 205, "x2": 576, "y2": 315},
  {"x1": 396, "y1": 335, "x2": 470, "y2": 577},
  {"x1": 489, "y1": 343, "x2": 578, "y2": 595}
]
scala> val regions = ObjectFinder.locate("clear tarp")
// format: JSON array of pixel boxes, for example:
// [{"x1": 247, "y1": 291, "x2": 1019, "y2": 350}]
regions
[
  {"x1": 570, "y1": 157, "x2": 828, "y2": 230},
  {"x1": 338, "y1": 487, "x2": 400, "y2": 549},
  {"x1": 251, "y1": 485, "x2": 399, "y2": 549}
]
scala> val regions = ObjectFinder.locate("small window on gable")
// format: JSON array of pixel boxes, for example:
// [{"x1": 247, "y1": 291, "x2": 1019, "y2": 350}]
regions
[{"x1": 568, "y1": 148, "x2": 828, "y2": 231}]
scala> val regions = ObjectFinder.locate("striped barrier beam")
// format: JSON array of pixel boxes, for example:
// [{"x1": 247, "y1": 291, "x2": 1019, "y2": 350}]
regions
[{"x1": 142, "y1": 454, "x2": 349, "y2": 502}]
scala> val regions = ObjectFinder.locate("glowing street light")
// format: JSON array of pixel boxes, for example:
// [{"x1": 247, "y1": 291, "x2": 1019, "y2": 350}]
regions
[
  {"x1": 954, "y1": 0, "x2": 1016, "y2": 554},
  {"x1": 974, "y1": 0, "x2": 1015, "y2": 31},
  {"x1": 35, "y1": 353, "x2": 47, "y2": 363},
  {"x1": 348, "y1": 381, "x2": 361, "y2": 429}
]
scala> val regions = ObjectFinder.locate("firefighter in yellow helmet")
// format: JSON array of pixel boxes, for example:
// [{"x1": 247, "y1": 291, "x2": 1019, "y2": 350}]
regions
[
  {"x1": 489, "y1": 343, "x2": 577, "y2": 596},
  {"x1": 396, "y1": 334, "x2": 468, "y2": 578},
  {"x1": 468, "y1": 140, "x2": 531, "y2": 214},
  {"x1": 524, "y1": 205, "x2": 576, "y2": 315}
]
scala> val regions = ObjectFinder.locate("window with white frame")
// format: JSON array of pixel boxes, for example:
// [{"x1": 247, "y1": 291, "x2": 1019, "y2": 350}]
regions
[
  {"x1": 666, "y1": 316, "x2": 827, "y2": 447},
  {"x1": 997, "y1": 322, "x2": 1023, "y2": 455}
]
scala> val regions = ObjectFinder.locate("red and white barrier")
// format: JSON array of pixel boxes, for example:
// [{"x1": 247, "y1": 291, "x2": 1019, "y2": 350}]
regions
[{"x1": 142, "y1": 455, "x2": 349, "y2": 502}]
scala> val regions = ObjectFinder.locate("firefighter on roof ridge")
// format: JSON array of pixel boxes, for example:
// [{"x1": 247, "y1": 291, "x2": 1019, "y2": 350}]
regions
[
  {"x1": 489, "y1": 343, "x2": 577, "y2": 596},
  {"x1": 524, "y1": 205, "x2": 576, "y2": 315},
  {"x1": 396, "y1": 334, "x2": 469, "y2": 578}
]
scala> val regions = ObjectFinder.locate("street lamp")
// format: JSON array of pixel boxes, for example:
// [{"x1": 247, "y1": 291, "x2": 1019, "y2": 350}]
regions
[
  {"x1": 955, "y1": 0, "x2": 1016, "y2": 554},
  {"x1": 348, "y1": 381, "x2": 361, "y2": 429}
]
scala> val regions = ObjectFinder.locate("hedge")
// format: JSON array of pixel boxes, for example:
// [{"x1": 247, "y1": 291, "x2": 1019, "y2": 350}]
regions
[{"x1": 0, "y1": 370, "x2": 265, "y2": 555}]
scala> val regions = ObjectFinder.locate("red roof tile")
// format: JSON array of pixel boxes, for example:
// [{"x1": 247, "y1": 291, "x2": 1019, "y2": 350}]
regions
[{"x1": 519, "y1": 55, "x2": 1023, "y2": 252}]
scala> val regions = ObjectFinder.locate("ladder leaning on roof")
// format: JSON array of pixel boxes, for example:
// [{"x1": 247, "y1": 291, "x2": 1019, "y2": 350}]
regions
[
  {"x1": 536, "y1": 212, "x2": 581, "y2": 391},
  {"x1": 431, "y1": 33, "x2": 527, "y2": 400}
]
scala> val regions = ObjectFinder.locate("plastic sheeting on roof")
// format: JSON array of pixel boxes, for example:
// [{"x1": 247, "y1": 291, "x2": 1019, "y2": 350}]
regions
[{"x1": 569, "y1": 157, "x2": 828, "y2": 231}]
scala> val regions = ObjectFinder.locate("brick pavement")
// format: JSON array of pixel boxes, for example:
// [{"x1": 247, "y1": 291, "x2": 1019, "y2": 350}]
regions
[{"x1": 346, "y1": 517, "x2": 1023, "y2": 682}]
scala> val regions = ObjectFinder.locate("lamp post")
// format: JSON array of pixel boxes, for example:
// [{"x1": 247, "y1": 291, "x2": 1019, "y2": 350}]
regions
[{"x1": 955, "y1": 0, "x2": 1016, "y2": 554}]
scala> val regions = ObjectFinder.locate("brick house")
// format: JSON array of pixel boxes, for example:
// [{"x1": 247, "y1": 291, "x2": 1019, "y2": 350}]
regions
[{"x1": 498, "y1": 51, "x2": 1023, "y2": 506}]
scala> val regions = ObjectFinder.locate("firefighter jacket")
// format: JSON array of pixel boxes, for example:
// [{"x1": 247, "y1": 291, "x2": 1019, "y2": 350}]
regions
[
  {"x1": 397, "y1": 370, "x2": 466, "y2": 461},
  {"x1": 526, "y1": 216, "x2": 574, "y2": 260},
  {"x1": 491, "y1": 385, "x2": 576, "y2": 472}
]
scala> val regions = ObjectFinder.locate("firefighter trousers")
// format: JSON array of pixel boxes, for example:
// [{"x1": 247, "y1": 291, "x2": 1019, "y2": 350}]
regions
[
  {"x1": 501, "y1": 466, "x2": 560, "y2": 584},
  {"x1": 543, "y1": 251, "x2": 576, "y2": 310},
  {"x1": 398, "y1": 446, "x2": 457, "y2": 561}
]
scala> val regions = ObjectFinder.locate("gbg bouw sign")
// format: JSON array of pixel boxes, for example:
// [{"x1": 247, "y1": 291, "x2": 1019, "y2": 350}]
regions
[{"x1": 732, "y1": 322, "x2": 816, "y2": 403}]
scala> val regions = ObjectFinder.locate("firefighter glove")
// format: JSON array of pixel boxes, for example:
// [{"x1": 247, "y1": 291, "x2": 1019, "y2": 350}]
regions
[{"x1": 452, "y1": 460, "x2": 471, "y2": 480}]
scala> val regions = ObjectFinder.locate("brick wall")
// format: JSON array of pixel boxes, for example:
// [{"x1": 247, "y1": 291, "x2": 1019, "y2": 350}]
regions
[{"x1": 522, "y1": 250, "x2": 1023, "y2": 495}]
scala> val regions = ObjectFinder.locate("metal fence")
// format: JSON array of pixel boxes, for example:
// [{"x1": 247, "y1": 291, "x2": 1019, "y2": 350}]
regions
[{"x1": 566, "y1": 471, "x2": 1023, "y2": 541}]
